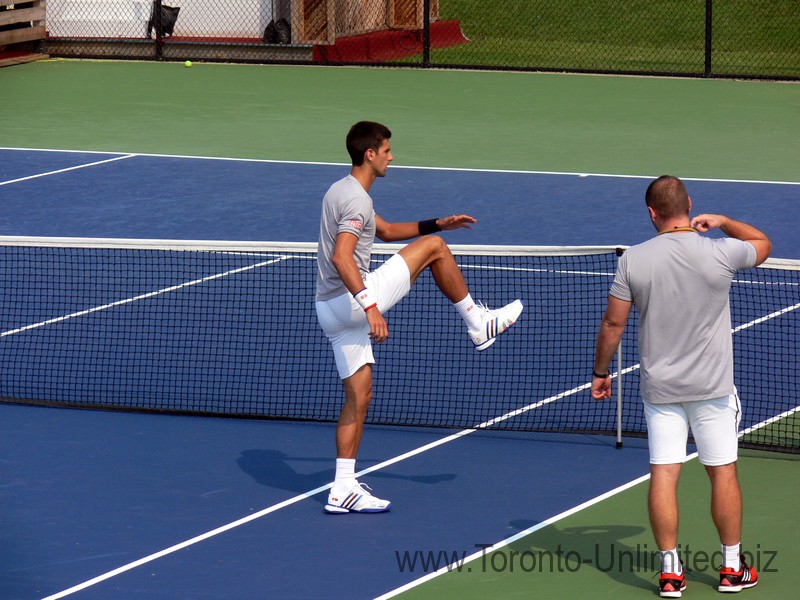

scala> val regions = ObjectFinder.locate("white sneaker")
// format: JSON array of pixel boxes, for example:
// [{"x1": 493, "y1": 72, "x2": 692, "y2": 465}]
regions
[
  {"x1": 469, "y1": 299, "x2": 523, "y2": 351},
  {"x1": 324, "y1": 482, "x2": 391, "y2": 514}
]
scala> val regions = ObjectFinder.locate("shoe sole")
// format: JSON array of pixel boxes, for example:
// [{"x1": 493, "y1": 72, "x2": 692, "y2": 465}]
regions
[
  {"x1": 474, "y1": 337, "x2": 496, "y2": 352},
  {"x1": 324, "y1": 503, "x2": 391, "y2": 514},
  {"x1": 718, "y1": 581, "x2": 758, "y2": 593}
]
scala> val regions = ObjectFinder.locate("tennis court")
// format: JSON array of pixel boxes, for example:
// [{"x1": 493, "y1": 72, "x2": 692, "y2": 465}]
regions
[{"x1": 1, "y1": 61, "x2": 798, "y2": 599}]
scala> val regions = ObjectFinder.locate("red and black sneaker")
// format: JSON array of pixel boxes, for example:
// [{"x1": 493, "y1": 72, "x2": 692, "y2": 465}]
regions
[
  {"x1": 719, "y1": 555, "x2": 758, "y2": 592},
  {"x1": 659, "y1": 568, "x2": 687, "y2": 598}
]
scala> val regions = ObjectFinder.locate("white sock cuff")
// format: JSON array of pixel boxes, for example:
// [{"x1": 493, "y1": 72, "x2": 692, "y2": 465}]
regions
[
  {"x1": 659, "y1": 548, "x2": 682, "y2": 574},
  {"x1": 722, "y1": 543, "x2": 741, "y2": 569},
  {"x1": 334, "y1": 458, "x2": 356, "y2": 488},
  {"x1": 453, "y1": 294, "x2": 474, "y2": 313},
  {"x1": 454, "y1": 294, "x2": 481, "y2": 328}
]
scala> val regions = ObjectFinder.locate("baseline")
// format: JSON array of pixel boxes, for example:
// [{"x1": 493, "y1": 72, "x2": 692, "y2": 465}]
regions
[{"x1": 2, "y1": 146, "x2": 799, "y2": 186}]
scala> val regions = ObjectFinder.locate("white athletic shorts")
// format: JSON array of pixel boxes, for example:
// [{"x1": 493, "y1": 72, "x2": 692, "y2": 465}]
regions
[
  {"x1": 644, "y1": 392, "x2": 741, "y2": 466},
  {"x1": 315, "y1": 254, "x2": 411, "y2": 379}
]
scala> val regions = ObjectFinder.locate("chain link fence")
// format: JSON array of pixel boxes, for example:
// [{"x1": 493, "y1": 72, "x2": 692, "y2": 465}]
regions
[{"x1": 28, "y1": 0, "x2": 800, "y2": 79}]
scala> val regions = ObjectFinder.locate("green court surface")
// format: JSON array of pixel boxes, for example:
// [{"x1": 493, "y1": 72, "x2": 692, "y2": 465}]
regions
[
  {"x1": 394, "y1": 454, "x2": 799, "y2": 599},
  {"x1": 2, "y1": 60, "x2": 798, "y2": 599},
  {"x1": 1, "y1": 59, "x2": 799, "y2": 182}
]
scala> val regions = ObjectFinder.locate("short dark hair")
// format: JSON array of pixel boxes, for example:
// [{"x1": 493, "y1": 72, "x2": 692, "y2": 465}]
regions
[
  {"x1": 645, "y1": 175, "x2": 690, "y2": 219},
  {"x1": 346, "y1": 121, "x2": 391, "y2": 166}
]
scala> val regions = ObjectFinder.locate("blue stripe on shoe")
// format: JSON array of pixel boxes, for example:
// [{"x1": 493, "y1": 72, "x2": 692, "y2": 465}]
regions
[{"x1": 343, "y1": 493, "x2": 361, "y2": 509}]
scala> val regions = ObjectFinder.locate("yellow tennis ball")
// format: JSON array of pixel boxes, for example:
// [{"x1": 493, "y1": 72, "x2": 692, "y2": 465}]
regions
[{"x1": 184, "y1": 60, "x2": 193, "y2": 68}]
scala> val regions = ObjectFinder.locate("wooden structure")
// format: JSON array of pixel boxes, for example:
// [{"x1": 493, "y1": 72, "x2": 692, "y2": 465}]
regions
[
  {"x1": 388, "y1": 0, "x2": 439, "y2": 30},
  {"x1": 292, "y1": 0, "x2": 439, "y2": 45},
  {"x1": 292, "y1": 0, "x2": 336, "y2": 45},
  {"x1": 0, "y1": 0, "x2": 48, "y2": 66}
]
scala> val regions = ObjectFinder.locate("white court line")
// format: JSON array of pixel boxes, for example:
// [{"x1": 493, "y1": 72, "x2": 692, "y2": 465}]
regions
[
  {"x1": 2, "y1": 146, "x2": 799, "y2": 186},
  {"x1": 740, "y1": 405, "x2": 800, "y2": 437},
  {"x1": 34, "y1": 258, "x2": 800, "y2": 598},
  {"x1": 373, "y1": 294, "x2": 800, "y2": 597},
  {"x1": 376, "y1": 399, "x2": 800, "y2": 600},
  {"x1": 0, "y1": 154, "x2": 136, "y2": 187},
  {"x1": 39, "y1": 381, "x2": 590, "y2": 599},
  {"x1": 40, "y1": 482, "x2": 336, "y2": 600},
  {"x1": 732, "y1": 302, "x2": 800, "y2": 333},
  {"x1": 0, "y1": 255, "x2": 293, "y2": 338},
  {"x1": 6, "y1": 235, "x2": 790, "y2": 596},
  {"x1": 373, "y1": 470, "x2": 656, "y2": 599},
  {"x1": 39, "y1": 290, "x2": 799, "y2": 598},
  {"x1": 461, "y1": 263, "x2": 616, "y2": 277}
]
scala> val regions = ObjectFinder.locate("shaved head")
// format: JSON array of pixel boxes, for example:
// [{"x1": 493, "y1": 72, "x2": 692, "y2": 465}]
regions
[{"x1": 645, "y1": 175, "x2": 690, "y2": 219}]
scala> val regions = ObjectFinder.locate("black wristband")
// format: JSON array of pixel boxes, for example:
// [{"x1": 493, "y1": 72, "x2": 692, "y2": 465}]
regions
[
  {"x1": 418, "y1": 218, "x2": 441, "y2": 236},
  {"x1": 592, "y1": 370, "x2": 610, "y2": 378}
]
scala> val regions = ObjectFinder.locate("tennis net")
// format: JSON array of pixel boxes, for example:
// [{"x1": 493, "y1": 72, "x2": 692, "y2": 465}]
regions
[{"x1": 0, "y1": 236, "x2": 797, "y2": 452}]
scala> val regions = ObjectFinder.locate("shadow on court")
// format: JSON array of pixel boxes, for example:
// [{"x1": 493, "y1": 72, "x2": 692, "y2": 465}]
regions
[
  {"x1": 237, "y1": 449, "x2": 458, "y2": 505},
  {"x1": 507, "y1": 522, "x2": 654, "y2": 592}
]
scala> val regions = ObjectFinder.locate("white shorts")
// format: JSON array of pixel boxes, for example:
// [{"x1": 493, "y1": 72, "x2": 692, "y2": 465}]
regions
[
  {"x1": 315, "y1": 254, "x2": 411, "y2": 379},
  {"x1": 644, "y1": 393, "x2": 741, "y2": 466}
]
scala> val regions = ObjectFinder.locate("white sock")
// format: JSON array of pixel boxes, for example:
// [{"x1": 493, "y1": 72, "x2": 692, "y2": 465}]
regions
[
  {"x1": 454, "y1": 294, "x2": 482, "y2": 330},
  {"x1": 722, "y1": 543, "x2": 741, "y2": 569},
  {"x1": 333, "y1": 458, "x2": 356, "y2": 492},
  {"x1": 659, "y1": 548, "x2": 682, "y2": 575}
]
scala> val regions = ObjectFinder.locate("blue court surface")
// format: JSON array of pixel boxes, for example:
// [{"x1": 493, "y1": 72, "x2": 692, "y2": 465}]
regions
[
  {"x1": 1, "y1": 403, "x2": 651, "y2": 599},
  {"x1": 1, "y1": 149, "x2": 798, "y2": 256},
  {"x1": 0, "y1": 149, "x2": 797, "y2": 599}
]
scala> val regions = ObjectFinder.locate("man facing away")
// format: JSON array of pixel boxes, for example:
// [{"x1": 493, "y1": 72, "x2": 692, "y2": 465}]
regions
[
  {"x1": 315, "y1": 121, "x2": 523, "y2": 514},
  {"x1": 591, "y1": 175, "x2": 771, "y2": 597}
]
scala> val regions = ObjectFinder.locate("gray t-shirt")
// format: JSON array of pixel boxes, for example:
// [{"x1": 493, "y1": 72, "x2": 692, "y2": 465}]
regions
[
  {"x1": 610, "y1": 231, "x2": 757, "y2": 404},
  {"x1": 315, "y1": 174, "x2": 377, "y2": 301}
]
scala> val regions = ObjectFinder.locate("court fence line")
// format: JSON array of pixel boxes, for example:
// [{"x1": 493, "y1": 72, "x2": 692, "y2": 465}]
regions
[{"x1": 27, "y1": 0, "x2": 800, "y2": 81}]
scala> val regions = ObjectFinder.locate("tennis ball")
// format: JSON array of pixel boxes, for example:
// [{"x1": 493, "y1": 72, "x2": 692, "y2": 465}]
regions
[{"x1": 184, "y1": 60, "x2": 193, "y2": 68}]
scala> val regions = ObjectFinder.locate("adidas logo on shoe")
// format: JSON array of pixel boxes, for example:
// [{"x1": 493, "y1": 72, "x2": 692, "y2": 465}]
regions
[
  {"x1": 718, "y1": 555, "x2": 758, "y2": 593},
  {"x1": 469, "y1": 299, "x2": 523, "y2": 351}
]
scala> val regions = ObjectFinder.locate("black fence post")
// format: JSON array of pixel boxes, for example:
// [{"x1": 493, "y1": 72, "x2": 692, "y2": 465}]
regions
[
  {"x1": 155, "y1": 0, "x2": 163, "y2": 60},
  {"x1": 704, "y1": 0, "x2": 712, "y2": 77},
  {"x1": 422, "y1": 0, "x2": 431, "y2": 68}
]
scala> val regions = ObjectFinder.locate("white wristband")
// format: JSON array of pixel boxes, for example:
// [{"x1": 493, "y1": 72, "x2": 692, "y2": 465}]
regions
[{"x1": 354, "y1": 288, "x2": 377, "y2": 312}]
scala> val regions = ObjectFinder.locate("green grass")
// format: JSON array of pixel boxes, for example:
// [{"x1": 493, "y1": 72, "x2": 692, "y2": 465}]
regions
[{"x1": 397, "y1": 1, "x2": 800, "y2": 78}]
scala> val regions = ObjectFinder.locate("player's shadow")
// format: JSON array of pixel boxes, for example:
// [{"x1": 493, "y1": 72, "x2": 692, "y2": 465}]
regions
[
  {"x1": 506, "y1": 521, "x2": 658, "y2": 593},
  {"x1": 505, "y1": 520, "x2": 723, "y2": 593},
  {"x1": 237, "y1": 449, "x2": 456, "y2": 505}
]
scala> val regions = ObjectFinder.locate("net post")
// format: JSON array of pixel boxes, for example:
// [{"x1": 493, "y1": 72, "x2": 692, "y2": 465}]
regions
[{"x1": 616, "y1": 337, "x2": 623, "y2": 449}]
